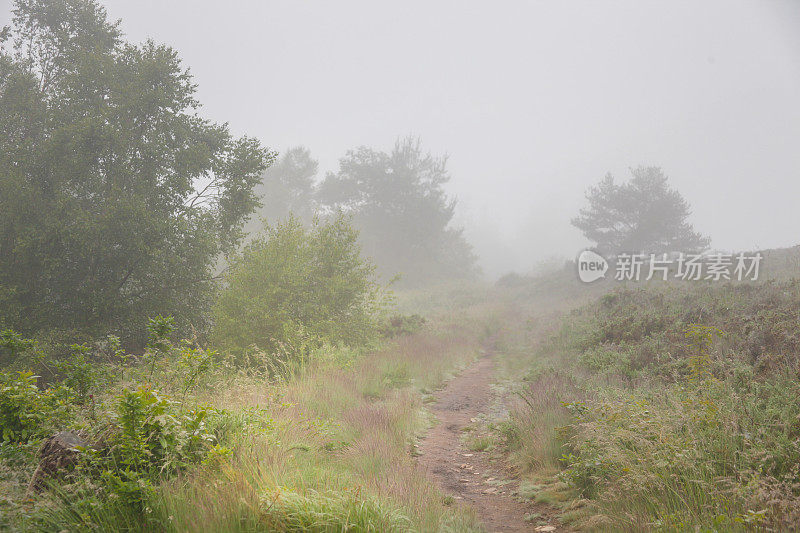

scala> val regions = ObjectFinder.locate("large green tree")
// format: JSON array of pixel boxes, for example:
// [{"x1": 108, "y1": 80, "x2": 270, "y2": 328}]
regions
[
  {"x1": 0, "y1": 0, "x2": 273, "y2": 341},
  {"x1": 572, "y1": 166, "x2": 710, "y2": 255},
  {"x1": 317, "y1": 138, "x2": 476, "y2": 286}
]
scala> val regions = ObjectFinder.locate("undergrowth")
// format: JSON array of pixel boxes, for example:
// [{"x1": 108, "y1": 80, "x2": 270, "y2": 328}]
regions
[
  {"x1": 495, "y1": 279, "x2": 800, "y2": 531},
  {"x1": 0, "y1": 302, "x2": 495, "y2": 531}
]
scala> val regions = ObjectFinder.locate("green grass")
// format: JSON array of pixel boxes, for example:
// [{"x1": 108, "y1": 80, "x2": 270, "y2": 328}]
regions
[
  {"x1": 148, "y1": 319, "x2": 487, "y2": 532},
  {"x1": 11, "y1": 267, "x2": 800, "y2": 531},
  {"x1": 1, "y1": 303, "x2": 496, "y2": 532},
  {"x1": 492, "y1": 274, "x2": 800, "y2": 531},
  {"x1": 465, "y1": 434, "x2": 493, "y2": 452}
]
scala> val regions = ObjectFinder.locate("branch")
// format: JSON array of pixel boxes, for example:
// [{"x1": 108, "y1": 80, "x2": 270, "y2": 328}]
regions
[{"x1": 186, "y1": 175, "x2": 221, "y2": 210}]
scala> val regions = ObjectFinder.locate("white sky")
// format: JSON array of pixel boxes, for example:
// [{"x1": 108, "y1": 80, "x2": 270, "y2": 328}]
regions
[{"x1": 3, "y1": 0, "x2": 799, "y2": 277}]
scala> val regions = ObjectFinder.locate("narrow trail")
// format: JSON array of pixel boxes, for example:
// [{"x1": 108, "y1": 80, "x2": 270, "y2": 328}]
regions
[{"x1": 416, "y1": 352, "x2": 562, "y2": 533}]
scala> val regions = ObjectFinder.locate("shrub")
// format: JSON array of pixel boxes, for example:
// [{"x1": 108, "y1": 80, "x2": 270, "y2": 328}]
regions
[
  {"x1": 0, "y1": 329, "x2": 36, "y2": 366},
  {"x1": 107, "y1": 387, "x2": 215, "y2": 475},
  {"x1": 568, "y1": 280, "x2": 800, "y2": 377},
  {"x1": 212, "y1": 216, "x2": 389, "y2": 367},
  {"x1": 380, "y1": 314, "x2": 426, "y2": 338},
  {"x1": 53, "y1": 344, "x2": 113, "y2": 405},
  {"x1": 79, "y1": 386, "x2": 217, "y2": 513},
  {"x1": 0, "y1": 371, "x2": 74, "y2": 443},
  {"x1": 134, "y1": 316, "x2": 218, "y2": 399}
]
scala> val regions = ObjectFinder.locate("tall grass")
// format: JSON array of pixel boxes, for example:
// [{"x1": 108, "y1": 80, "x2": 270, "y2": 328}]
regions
[
  {"x1": 8, "y1": 299, "x2": 495, "y2": 532},
  {"x1": 493, "y1": 277, "x2": 800, "y2": 530},
  {"x1": 144, "y1": 314, "x2": 488, "y2": 532}
]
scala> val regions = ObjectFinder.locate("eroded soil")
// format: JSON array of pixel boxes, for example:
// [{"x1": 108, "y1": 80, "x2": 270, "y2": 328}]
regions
[{"x1": 416, "y1": 353, "x2": 563, "y2": 532}]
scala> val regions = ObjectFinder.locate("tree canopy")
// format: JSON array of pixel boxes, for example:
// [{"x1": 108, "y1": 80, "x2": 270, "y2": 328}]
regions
[
  {"x1": 317, "y1": 138, "x2": 476, "y2": 286},
  {"x1": 244, "y1": 146, "x2": 318, "y2": 233},
  {"x1": 0, "y1": 0, "x2": 273, "y2": 341},
  {"x1": 572, "y1": 166, "x2": 710, "y2": 255}
]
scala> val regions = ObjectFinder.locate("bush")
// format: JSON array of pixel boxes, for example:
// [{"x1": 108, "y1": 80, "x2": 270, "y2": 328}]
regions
[
  {"x1": 568, "y1": 280, "x2": 800, "y2": 377},
  {"x1": 137, "y1": 315, "x2": 218, "y2": 401},
  {"x1": 79, "y1": 386, "x2": 217, "y2": 513},
  {"x1": 0, "y1": 329, "x2": 35, "y2": 366},
  {"x1": 53, "y1": 344, "x2": 114, "y2": 405},
  {"x1": 380, "y1": 314, "x2": 426, "y2": 338},
  {"x1": 212, "y1": 216, "x2": 389, "y2": 367},
  {"x1": 107, "y1": 387, "x2": 215, "y2": 476},
  {"x1": 0, "y1": 371, "x2": 74, "y2": 443}
]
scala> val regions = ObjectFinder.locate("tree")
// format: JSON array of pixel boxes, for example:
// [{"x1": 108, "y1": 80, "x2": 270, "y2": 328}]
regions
[
  {"x1": 0, "y1": 0, "x2": 273, "y2": 342},
  {"x1": 317, "y1": 138, "x2": 477, "y2": 286},
  {"x1": 212, "y1": 216, "x2": 387, "y2": 367},
  {"x1": 572, "y1": 166, "x2": 710, "y2": 255},
  {"x1": 244, "y1": 146, "x2": 318, "y2": 234}
]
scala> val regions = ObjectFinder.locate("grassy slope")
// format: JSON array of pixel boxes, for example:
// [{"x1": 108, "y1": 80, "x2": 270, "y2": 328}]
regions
[
  {"x1": 8, "y1": 259, "x2": 800, "y2": 531},
  {"x1": 2, "y1": 289, "x2": 507, "y2": 532},
  {"x1": 486, "y1": 255, "x2": 800, "y2": 531}
]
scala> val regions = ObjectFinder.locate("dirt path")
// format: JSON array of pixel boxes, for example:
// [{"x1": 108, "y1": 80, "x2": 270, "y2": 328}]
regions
[{"x1": 416, "y1": 352, "x2": 561, "y2": 533}]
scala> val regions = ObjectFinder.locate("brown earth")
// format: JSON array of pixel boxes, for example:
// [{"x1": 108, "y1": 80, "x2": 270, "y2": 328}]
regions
[{"x1": 416, "y1": 352, "x2": 563, "y2": 533}]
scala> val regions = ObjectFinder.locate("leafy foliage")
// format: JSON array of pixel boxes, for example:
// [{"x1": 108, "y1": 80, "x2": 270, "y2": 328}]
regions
[
  {"x1": 380, "y1": 314, "x2": 427, "y2": 338},
  {"x1": 0, "y1": 0, "x2": 274, "y2": 342},
  {"x1": 0, "y1": 371, "x2": 73, "y2": 442},
  {"x1": 52, "y1": 343, "x2": 111, "y2": 404},
  {"x1": 136, "y1": 315, "x2": 218, "y2": 401},
  {"x1": 213, "y1": 216, "x2": 388, "y2": 367},
  {"x1": 51, "y1": 386, "x2": 218, "y2": 521},
  {"x1": 105, "y1": 387, "x2": 215, "y2": 477},
  {"x1": 0, "y1": 329, "x2": 36, "y2": 366}
]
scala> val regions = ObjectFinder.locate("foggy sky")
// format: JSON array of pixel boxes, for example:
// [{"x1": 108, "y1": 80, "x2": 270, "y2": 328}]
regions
[{"x1": 3, "y1": 0, "x2": 799, "y2": 277}]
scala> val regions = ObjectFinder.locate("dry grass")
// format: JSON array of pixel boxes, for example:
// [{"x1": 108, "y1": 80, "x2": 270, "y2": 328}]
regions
[{"x1": 148, "y1": 311, "x2": 491, "y2": 532}]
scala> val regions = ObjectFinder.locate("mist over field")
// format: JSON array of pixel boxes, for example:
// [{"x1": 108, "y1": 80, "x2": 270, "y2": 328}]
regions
[
  {"x1": 7, "y1": 0, "x2": 796, "y2": 276},
  {"x1": 2, "y1": 1, "x2": 800, "y2": 531}
]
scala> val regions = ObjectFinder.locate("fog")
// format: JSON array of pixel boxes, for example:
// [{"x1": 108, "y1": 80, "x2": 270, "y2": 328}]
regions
[{"x1": 6, "y1": 0, "x2": 798, "y2": 277}]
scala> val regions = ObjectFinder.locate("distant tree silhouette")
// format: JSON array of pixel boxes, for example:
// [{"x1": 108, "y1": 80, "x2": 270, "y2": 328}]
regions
[
  {"x1": 246, "y1": 146, "x2": 318, "y2": 233},
  {"x1": 317, "y1": 137, "x2": 477, "y2": 285},
  {"x1": 572, "y1": 167, "x2": 710, "y2": 255}
]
